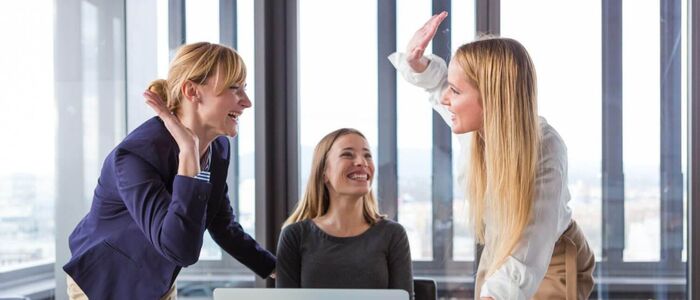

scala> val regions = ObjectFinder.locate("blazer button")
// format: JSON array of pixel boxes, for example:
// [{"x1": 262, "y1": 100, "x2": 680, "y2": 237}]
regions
[{"x1": 198, "y1": 194, "x2": 206, "y2": 201}]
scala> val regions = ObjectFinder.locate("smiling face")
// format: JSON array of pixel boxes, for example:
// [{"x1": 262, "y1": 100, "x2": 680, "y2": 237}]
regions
[
  {"x1": 440, "y1": 59, "x2": 483, "y2": 134},
  {"x1": 323, "y1": 133, "x2": 374, "y2": 198},
  {"x1": 195, "y1": 68, "x2": 252, "y2": 138}
]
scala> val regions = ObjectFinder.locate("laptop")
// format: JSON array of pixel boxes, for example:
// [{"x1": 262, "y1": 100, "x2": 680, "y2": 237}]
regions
[{"x1": 213, "y1": 288, "x2": 409, "y2": 300}]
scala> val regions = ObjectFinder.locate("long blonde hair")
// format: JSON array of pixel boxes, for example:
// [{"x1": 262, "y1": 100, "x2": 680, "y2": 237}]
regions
[
  {"x1": 284, "y1": 128, "x2": 384, "y2": 227},
  {"x1": 148, "y1": 42, "x2": 246, "y2": 114},
  {"x1": 456, "y1": 37, "x2": 540, "y2": 276}
]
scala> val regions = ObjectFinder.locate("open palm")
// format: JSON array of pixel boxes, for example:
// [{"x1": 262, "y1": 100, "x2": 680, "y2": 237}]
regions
[{"x1": 405, "y1": 11, "x2": 448, "y2": 72}]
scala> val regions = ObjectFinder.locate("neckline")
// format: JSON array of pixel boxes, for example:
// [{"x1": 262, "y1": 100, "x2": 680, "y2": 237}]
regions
[{"x1": 306, "y1": 218, "x2": 384, "y2": 242}]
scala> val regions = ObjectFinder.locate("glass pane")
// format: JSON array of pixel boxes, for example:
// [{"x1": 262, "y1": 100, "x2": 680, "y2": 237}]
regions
[
  {"x1": 185, "y1": 0, "x2": 222, "y2": 261},
  {"x1": 501, "y1": 0, "x2": 603, "y2": 260},
  {"x1": 237, "y1": 0, "x2": 256, "y2": 238},
  {"x1": 185, "y1": 0, "x2": 219, "y2": 43},
  {"x1": 451, "y1": 0, "x2": 476, "y2": 262},
  {"x1": 157, "y1": 0, "x2": 169, "y2": 78},
  {"x1": 0, "y1": 1, "x2": 56, "y2": 271},
  {"x1": 681, "y1": 0, "x2": 688, "y2": 262},
  {"x1": 622, "y1": 0, "x2": 660, "y2": 262},
  {"x1": 397, "y1": 0, "x2": 433, "y2": 261},
  {"x1": 298, "y1": 0, "x2": 378, "y2": 194}
]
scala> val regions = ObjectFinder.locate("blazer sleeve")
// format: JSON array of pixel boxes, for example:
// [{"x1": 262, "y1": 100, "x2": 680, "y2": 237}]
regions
[
  {"x1": 208, "y1": 184, "x2": 277, "y2": 278},
  {"x1": 114, "y1": 148, "x2": 211, "y2": 267}
]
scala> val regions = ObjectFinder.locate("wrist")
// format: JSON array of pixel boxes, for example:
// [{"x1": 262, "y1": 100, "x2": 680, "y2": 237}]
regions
[
  {"x1": 178, "y1": 152, "x2": 200, "y2": 177},
  {"x1": 409, "y1": 56, "x2": 431, "y2": 73}
]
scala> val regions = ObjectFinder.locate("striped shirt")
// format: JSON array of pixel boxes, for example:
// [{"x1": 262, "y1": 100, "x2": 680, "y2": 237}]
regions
[{"x1": 193, "y1": 145, "x2": 212, "y2": 182}]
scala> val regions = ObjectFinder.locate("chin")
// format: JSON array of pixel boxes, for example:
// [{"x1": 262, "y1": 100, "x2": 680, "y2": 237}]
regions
[
  {"x1": 452, "y1": 127, "x2": 469, "y2": 134},
  {"x1": 225, "y1": 127, "x2": 239, "y2": 137},
  {"x1": 355, "y1": 187, "x2": 372, "y2": 196},
  {"x1": 343, "y1": 188, "x2": 371, "y2": 198}
]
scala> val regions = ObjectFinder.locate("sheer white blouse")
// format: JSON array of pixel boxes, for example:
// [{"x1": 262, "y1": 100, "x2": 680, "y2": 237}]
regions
[{"x1": 389, "y1": 52, "x2": 573, "y2": 299}]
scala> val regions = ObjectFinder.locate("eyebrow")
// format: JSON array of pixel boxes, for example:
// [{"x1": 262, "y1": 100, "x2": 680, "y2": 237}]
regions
[{"x1": 341, "y1": 147, "x2": 371, "y2": 152}]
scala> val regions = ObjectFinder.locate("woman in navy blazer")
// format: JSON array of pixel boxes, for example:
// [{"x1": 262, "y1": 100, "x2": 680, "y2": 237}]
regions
[{"x1": 63, "y1": 42, "x2": 276, "y2": 299}]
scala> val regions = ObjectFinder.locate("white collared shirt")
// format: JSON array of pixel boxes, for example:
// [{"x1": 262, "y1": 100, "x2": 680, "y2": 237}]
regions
[{"x1": 389, "y1": 52, "x2": 573, "y2": 299}]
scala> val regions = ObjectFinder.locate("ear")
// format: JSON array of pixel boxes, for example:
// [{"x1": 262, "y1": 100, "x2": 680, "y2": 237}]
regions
[{"x1": 181, "y1": 80, "x2": 200, "y2": 103}]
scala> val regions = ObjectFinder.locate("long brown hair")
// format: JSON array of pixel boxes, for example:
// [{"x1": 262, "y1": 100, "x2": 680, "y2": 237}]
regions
[
  {"x1": 456, "y1": 37, "x2": 540, "y2": 276},
  {"x1": 284, "y1": 128, "x2": 384, "y2": 226}
]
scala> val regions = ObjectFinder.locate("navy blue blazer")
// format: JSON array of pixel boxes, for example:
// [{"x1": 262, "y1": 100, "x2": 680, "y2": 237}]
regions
[{"x1": 64, "y1": 117, "x2": 276, "y2": 299}]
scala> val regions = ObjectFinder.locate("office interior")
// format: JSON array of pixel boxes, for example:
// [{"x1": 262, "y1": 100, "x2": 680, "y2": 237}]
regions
[{"x1": 1, "y1": 0, "x2": 699, "y2": 299}]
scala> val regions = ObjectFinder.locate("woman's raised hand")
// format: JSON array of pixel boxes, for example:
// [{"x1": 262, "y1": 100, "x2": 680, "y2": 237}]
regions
[
  {"x1": 144, "y1": 90, "x2": 200, "y2": 177},
  {"x1": 405, "y1": 11, "x2": 448, "y2": 73}
]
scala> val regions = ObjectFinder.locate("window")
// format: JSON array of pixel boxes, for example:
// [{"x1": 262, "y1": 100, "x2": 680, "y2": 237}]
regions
[
  {"x1": 451, "y1": 0, "x2": 476, "y2": 262},
  {"x1": 501, "y1": 0, "x2": 687, "y2": 297},
  {"x1": 177, "y1": 1, "x2": 259, "y2": 291},
  {"x1": 0, "y1": 2, "x2": 57, "y2": 273},
  {"x1": 186, "y1": 0, "x2": 219, "y2": 44},
  {"x1": 396, "y1": 0, "x2": 434, "y2": 261},
  {"x1": 501, "y1": 0, "x2": 603, "y2": 260},
  {"x1": 622, "y1": 0, "x2": 661, "y2": 261},
  {"x1": 185, "y1": 0, "x2": 222, "y2": 262},
  {"x1": 298, "y1": 0, "x2": 378, "y2": 192},
  {"x1": 236, "y1": 0, "x2": 257, "y2": 241}
]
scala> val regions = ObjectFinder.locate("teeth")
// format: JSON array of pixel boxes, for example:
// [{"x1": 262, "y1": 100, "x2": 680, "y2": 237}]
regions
[{"x1": 348, "y1": 174, "x2": 368, "y2": 180}]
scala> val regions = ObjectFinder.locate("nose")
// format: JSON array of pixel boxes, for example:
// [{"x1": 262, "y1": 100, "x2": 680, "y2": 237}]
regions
[
  {"x1": 439, "y1": 88, "x2": 450, "y2": 106},
  {"x1": 354, "y1": 156, "x2": 368, "y2": 167},
  {"x1": 239, "y1": 90, "x2": 252, "y2": 108}
]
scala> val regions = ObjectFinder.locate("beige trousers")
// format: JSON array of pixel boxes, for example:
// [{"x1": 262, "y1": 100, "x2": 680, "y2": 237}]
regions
[
  {"x1": 66, "y1": 275, "x2": 177, "y2": 300},
  {"x1": 475, "y1": 220, "x2": 596, "y2": 299}
]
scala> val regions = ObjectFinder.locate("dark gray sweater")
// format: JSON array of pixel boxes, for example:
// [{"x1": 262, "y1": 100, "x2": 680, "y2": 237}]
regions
[{"x1": 275, "y1": 218, "x2": 414, "y2": 298}]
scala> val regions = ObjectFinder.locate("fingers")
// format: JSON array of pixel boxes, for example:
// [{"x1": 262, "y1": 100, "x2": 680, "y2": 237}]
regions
[
  {"x1": 426, "y1": 11, "x2": 448, "y2": 34},
  {"x1": 406, "y1": 11, "x2": 447, "y2": 66},
  {"x1": 416, "y1": 11, "x2": 448, "y2": 50},
  {"x1": 421, "y1": 13, "x2": 440, "y2": 30},
  {"x1": 143, "y1": 90, "x2": 170, "y2": 118}
]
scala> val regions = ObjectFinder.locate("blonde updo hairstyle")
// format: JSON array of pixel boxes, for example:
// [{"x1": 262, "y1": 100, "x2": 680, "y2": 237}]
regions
[{"x1": 148, "y1": 42, "x2": 246, "y2": 114}]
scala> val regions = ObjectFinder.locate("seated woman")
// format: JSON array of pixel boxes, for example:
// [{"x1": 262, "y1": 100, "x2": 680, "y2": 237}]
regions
[{"x1": 275, "y1": 128, "x2": 414, "y2": 298}]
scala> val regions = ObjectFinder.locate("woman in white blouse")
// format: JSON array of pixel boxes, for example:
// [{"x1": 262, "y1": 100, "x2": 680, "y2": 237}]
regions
[{"x1": 389, "y1": 12, "x2": 595, "y2": 300}]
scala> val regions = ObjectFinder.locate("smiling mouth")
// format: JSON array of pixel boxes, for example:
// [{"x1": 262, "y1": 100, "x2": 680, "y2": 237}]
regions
[
  {"x1": 227, "y1": 111, "x2": 240, "y2": 122},
  {"x1": 347, "y1": 172, "x2": 369, "y2": 181}
]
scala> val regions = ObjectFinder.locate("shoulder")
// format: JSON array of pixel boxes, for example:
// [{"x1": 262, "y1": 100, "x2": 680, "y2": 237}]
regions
[
  {"x1": 538, "y1": 117, "x2": 567, "y2": 167},
  {"x1": 376, "y1": 218, "x2": 408, "y2": 238},
  {"x1": 280, "y1": 220, "x2": 309, "y2": 241},
  {"x1": 118, "y1": 117, "x2": 175, "y2": 155},
  {"x1": 114, "y1": 117, "x2": 177, "y2": 171}
]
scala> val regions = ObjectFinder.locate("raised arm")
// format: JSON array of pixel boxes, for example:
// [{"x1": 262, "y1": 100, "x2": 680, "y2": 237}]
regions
[{"x1": 387, "y1": 11, "x2": 453, "y2": 126}]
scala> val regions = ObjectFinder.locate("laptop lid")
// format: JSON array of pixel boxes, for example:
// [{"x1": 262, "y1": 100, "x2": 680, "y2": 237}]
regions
[{"x1": 213, "y1": 288, "x2": 409, "y2": 300}]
